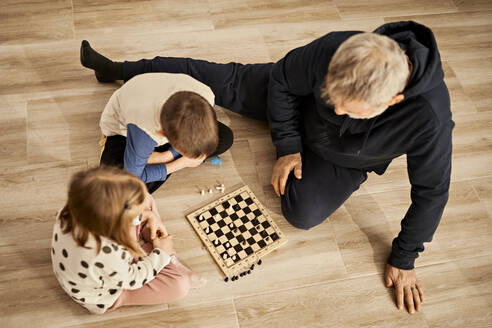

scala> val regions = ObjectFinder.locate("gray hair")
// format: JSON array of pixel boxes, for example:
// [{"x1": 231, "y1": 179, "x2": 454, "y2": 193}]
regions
[{"x1": 322, "y1": 32, "x2": 409, "y2": 107}]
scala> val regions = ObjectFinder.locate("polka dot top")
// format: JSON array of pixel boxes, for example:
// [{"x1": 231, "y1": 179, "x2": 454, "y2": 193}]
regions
[{"x1": 50, "y1": 213, "x2": 171, "y2": 314}]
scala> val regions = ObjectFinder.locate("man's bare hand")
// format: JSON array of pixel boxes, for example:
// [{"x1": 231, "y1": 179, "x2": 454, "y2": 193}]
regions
[
  {"x1": 271, "y1": 153, "x2": 302, "y2": 196},
  {"x1": 385, "y1": 264, "x2": 424, "y2": 314}
]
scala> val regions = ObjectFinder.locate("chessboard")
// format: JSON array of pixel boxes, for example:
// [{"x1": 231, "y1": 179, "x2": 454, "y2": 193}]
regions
[{"x1": 186, "y1": 185, "x2": 287, "y2": 281}]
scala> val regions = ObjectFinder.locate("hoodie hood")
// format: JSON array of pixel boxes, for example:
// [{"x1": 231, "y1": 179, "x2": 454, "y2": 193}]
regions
[
  {"x1": 317, "y1": 21, "x2": 445, "y2": 140},
  {"x1": 338, "y1": 21, "x2": 445, "y2": 149},
  {"x1": 374, "y1": 20, "x2": 444, "y2": 99},
  {"x1": 304, "y1": 21, "x2": 446, "y2": 159}
]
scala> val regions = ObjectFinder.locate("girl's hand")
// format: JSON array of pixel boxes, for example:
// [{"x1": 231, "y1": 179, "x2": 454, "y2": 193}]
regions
[
  {"x1": 145, "y1": 192, "x2": 160, "y2": 217},
  {"x1": 152, "y1": 235, "x2": 175, "y2": 256},
  {"x1": 142, "y1": 209, "x2": 167, "y2": 240}
]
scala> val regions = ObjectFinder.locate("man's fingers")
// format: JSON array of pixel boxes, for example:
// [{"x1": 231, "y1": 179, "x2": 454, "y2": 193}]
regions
[
  {"x1": 271, "y1": 174, "x2": 280, "y2": 197},
  {"x1": 294, "y1": 163, "x2": 302, "y2": 179},
  {"x1": 385, "y1": 276, "x2": 393, "y2": 288},
  {"x1": 404, "y1": 286, "x2": 415, "y2": 314},
  {"x1": 411, "y1": 286, "x2": 421, "y2": 312},
  {"x1": 396, "y1": 285, "x2": 404, "y2": 310},
  {"x1": 279, "y1": 170, "x2": 289, "y2": 195},
  {"x1": 416, "y1": 281, "x2": 424, "y2": 303}
]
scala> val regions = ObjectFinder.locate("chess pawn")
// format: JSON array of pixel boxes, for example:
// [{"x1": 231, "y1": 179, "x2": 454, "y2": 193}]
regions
[{"x1": 215, "y1": 184, "x2": 225, "y2": 193}]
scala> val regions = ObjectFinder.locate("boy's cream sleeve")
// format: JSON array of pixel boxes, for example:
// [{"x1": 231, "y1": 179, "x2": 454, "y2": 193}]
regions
[{"x1": 99, "y1": 89, "x2": 124, "y2": 137}]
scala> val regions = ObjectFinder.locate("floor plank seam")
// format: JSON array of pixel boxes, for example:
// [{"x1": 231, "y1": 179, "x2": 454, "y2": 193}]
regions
[
  {"x1": 337, "y1": 9, "x2": 460, "y2": 21},
  {"x1": 327, "y1": 219, "x2": 350, "y2": 276},
  {"x1": 359, "y1": 174, "x2": 492, "y2": 198},
  {"x1": 231, "y1": 298, "x2": 242, "y2": 328},
  {"x1": 69, "y1": 0, "x2": 75, "y2": 39}
]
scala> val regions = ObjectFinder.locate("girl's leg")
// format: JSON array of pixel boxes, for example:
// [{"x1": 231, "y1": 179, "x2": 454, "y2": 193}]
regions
[
  {"x1": 108, "y1": 226, "x2": 204, "y2": 310},
  {"x1": 108, "y1": 260, "x2": 192, "y2": 309}
]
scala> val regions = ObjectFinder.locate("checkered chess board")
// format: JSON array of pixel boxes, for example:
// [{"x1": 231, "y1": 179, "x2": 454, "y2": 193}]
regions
[{"x1": 186, "y1": 186, "x2": 287, "y2": 279}]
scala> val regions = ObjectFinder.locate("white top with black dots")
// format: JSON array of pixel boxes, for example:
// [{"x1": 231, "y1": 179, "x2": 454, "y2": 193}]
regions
[{"x1": 50, "y1": 214, "x2": 171, "y2": 314}]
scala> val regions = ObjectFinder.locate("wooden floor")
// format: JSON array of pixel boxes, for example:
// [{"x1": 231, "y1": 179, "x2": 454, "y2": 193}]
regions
[{"x1": 1, "y1": 0, "x2": 492, "y2": 327}]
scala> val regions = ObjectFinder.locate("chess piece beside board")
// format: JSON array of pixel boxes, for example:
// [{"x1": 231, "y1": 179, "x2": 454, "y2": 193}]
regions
[{"x1": 186, "y1": 185, "x2": 287, "y2": 282}]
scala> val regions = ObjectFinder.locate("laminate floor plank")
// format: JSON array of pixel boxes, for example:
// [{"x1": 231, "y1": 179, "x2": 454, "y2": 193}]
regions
[{"x1": 0, "y1": 0, "x2": 491, "y2": 327}]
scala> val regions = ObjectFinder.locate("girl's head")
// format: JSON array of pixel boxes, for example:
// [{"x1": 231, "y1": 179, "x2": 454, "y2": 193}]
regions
[{"x1": 60, "y1": 166, "x2": 147, "y2": 257}]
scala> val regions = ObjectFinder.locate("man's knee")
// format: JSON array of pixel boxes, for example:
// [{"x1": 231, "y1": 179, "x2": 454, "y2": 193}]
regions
[{"x1": 281, "y1": 195, "x2": 338, "y2": 230}]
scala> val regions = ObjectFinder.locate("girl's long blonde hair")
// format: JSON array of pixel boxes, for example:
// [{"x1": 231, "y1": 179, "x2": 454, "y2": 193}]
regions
[{"x1": 60, "y1": 166, "x2": 147, "y2": 258}]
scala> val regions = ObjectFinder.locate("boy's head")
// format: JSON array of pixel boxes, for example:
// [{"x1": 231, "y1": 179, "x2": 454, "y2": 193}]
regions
[
  {"x1": 321, "y1": 32, "x2": 410, "y2": 119},
  {"x1": 160, "y1": 91, "x2": 219, "y2": 158}
]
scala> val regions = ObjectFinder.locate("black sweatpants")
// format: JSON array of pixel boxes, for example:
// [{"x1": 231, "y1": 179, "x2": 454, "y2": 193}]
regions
[
  {"x1": 100, "y1": 122, "x2": 234, "y2": 194},
  {"x1": 122, "y1": 57, "x2": 367, "y2": 229}
]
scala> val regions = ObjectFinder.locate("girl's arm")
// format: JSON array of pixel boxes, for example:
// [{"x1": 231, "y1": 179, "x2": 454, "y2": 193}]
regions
[{"x1": 98, "y1": 244, "x2": 171, "y2": 290}]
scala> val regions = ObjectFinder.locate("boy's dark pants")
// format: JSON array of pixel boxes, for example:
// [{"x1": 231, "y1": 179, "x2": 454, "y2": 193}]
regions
[
  {"x1": 100, "y1": 122, "x2": 233, "y2": 194},
  {"x1": 120, "y1": 57, "x2": 367, "y2": 229}
]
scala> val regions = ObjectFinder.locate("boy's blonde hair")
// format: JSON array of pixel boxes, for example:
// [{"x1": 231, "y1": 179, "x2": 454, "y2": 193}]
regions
[
  {"x1": 160, "y1": 91, "x2": 219, "y2": 158},
  {"x1": 321, "y1": 32, "x2": 409, "y2": 107},
  {"x1": 60, "y1": 166, "x2": 147, "y2": 258}
]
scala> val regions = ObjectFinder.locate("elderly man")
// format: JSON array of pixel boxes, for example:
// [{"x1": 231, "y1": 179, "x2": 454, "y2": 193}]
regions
[{"x1": 80, "y1": 21, "x2": 453, "y2": 314}]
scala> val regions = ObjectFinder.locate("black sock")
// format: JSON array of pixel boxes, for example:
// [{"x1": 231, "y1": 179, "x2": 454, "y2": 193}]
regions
[{"x1": 80, "y1": 40, "x2": 123, "y2": 82}]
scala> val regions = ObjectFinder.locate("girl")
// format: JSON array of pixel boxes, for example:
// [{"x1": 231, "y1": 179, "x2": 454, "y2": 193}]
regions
[{"x1": 51, "y1": 166, "x2": 205, "y2": 314}]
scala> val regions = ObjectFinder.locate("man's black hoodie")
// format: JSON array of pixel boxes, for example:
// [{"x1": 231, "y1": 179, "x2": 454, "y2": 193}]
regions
[{"x1": 267, "y1": 21, "x2": 454, "y2": 270}]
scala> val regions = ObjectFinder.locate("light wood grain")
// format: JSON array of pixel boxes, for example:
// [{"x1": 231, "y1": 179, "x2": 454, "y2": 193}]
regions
[
  {"x1": 385, "y1": 10, "x2": 492, "y2": 61},
  {"x1": 68, "y1": 300, "x2": 238, "y2": 328},
  {"x1": 234, "y1": 255, "x2": 492, "y2": 328},
  {"x1": 0, "y1": 0, "x2": 491, "y2": 327},
  {"x1": 0, "y1": 0, "x2": 74, "y2": 45}
]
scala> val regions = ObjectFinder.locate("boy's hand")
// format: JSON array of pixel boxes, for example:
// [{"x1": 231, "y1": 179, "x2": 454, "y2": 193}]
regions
[
  {"x1": 165, "y1": 154, "x2": 207, "y2": 174},
  {"x1": 181, "y1": 154, "x2": 207, "y2": 168},
  {"x1": 152, "y1": 235, "x2": 175, "y2": 256}
]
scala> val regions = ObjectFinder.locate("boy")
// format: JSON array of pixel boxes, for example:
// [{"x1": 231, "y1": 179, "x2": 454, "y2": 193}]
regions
[{"x1": 81, "y1": 41, "x2": 233, "y2": 193}]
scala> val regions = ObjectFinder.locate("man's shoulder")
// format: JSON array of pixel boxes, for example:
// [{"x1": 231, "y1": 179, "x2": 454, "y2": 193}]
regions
[{"x1": 416, "y1": 82, "x2": 452, "y2": 128}]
